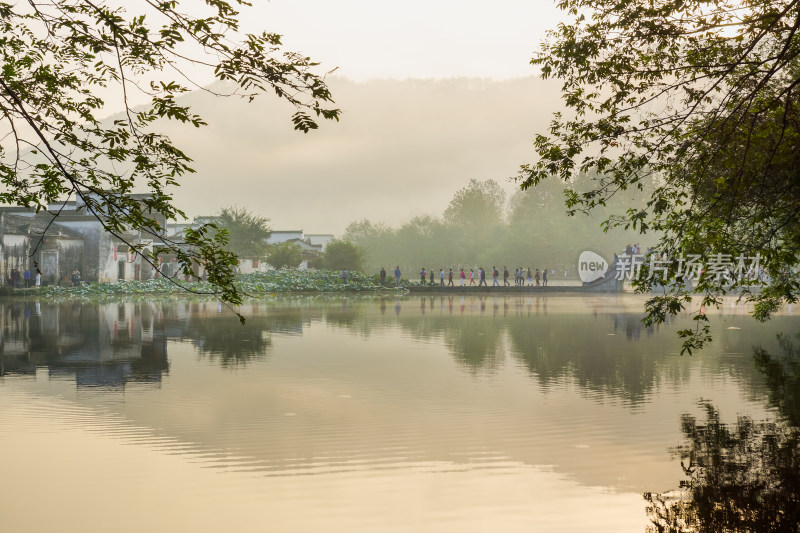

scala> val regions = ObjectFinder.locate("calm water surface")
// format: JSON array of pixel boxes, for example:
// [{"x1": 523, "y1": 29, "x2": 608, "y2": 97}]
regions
[{"x1": 1, "y1": 294, "x2": 798, "y2": 532}]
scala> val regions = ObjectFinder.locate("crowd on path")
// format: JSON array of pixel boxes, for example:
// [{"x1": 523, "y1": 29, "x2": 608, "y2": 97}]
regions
[
  {"x1": 377, "y1": 265, "x2": 552, "y2": 287},
  {"x1": 5, "y1": 264, "x2": 46, "y2": 288}
]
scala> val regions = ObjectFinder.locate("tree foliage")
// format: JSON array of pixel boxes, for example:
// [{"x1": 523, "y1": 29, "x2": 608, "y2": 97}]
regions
[
  {"x1": 311, "y1": 239, "x2": 363, "y2": 272},
  {"x1": 345, "y1": 177, "x2": 644, "y2": 272},
  {"x1": 443, "y1": 178, "x2": 506, "y2": 227},
  {"x1": 266, "y1": 241, "x2": 302, "y2": 269},
  {"x1": 216, "y1": 206, "x2": 271, "y2": 259},
  {"x1": 0, "y1": 1, "x2": 339, "y2": 307},
  {"x1": 523, "y1": 0, "x2": 800, "y2": 352}
]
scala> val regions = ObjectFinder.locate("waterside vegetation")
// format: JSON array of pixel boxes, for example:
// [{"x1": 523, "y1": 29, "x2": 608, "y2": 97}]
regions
[{"x1": 27, "y1": 270, "x2": 396, "y2": 299}]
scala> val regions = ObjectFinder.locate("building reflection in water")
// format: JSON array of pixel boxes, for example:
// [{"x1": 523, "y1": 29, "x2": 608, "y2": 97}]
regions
[
  {"x1": 2, "y1": 294, "x2": 799, "y2": 522},
  {"x1": 3, "y1": 295, "x2": 798, "y2": 409},
  {"x1": 0, "y1": 299, "x2": 316, "y2": 380},
  {"x1": 1, "y1": 301, "x2": 168, "y2": 387}
]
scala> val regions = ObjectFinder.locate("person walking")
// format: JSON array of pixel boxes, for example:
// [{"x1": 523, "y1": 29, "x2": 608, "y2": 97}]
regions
[
  {"x1": 527, "y1": 268, "x2": 532, "y2": 286},
  {"x1": 341, "y1": 269, "x2": 348, "y2": 284},
  {"x1": 394, "y1": 266, "x2": 402, "y2": 286},
  {"x1": 492, "y1": 266, "x2": 499, "y2": 286},
  {"x1": 430, "y1": 268, "x2": 436, "y2": 286},
  {"x1": 439, "y1": 268, "x2": 445, "y2": 286},
  {"x1": 535, "y1": 269, "x2": 540, "y2": 286},
  {"x1": 479, "y1": 267, "x2": 487, "y2": 287},
  {"x1": 469, "y1": 269, "x2": 475, "y2": 286},
  {"x1": 420, "y1": 267, "x2": 426, "y2": 285},
  {"x1": 542, "y1": 268, "x2": 548, "y2": 286},
  {"x1": 448, "y1": 268, "x2": 454, "y2": 286},
  {"x1": 460, "y1": 268, "x2": 466, "y2": 286},
  {"x1": 380, "y1": 267, "x2": 386, "y2": 285}
]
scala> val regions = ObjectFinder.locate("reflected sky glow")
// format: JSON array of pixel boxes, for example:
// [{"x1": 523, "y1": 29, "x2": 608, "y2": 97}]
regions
[{"x1": 0, "y1": 295, "x2": 795, "y2": 532}]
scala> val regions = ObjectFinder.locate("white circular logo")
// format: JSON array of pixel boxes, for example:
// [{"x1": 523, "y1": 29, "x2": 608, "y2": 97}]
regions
[{"x1": 578, "y1": 251, "x2": 608, "y2": 282}]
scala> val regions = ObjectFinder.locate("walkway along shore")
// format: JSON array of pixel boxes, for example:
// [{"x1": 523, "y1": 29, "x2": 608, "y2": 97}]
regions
[
  {"x1": 405, "y1": 266, "x2": 623, "y2": 293},
  {"x1": 405, "y1": 284, "x2": 619, "y2": 294},
  {"x1": 400, "y1": 261, "x2": 765, "y2": 295}
]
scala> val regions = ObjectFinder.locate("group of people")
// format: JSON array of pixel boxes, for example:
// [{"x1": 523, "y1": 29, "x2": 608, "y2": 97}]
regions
[
  {"x1": 378, "y1": 266, "x2": 549, "y2": 287},
  {"x1": 6, "y1": 266, "x2": 43, "y2": 288},
  {"x1": 625, "y1": 243, "x2": 643, "y2": 255},
  {"x1": 4, "y1": 263, "x2": 82, "y2": 288},
  {"x1": 377, "y1": 266, "x2": 403, "y2": 286},
  {"x1": 504, "y1": 266, "x2": 547, "y2": 286}
]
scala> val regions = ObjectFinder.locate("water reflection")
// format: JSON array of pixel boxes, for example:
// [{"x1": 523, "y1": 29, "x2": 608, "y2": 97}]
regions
[
  {"x1": 2, "y1": 295, "x2": 800, "y2": 532},
  {"x1": 645, "y1": 402, "x2": 800, "y2": 533},
  {"x1": 754, "y1": 333, "x2": 800, "y2": 426},
  {"x1": 509, "y1": 312, "x2": 691, "y2": 406},
  {"x1": 1, "y1": 300, "x2": 168, "y2": 386},
  {"x1": 2, "y1": 296, "x2": 798, "y2": 404},
  {"x1": 387, "y1": 297, "x2": 682, "y2": 401},
  {"x1": 177, "y1": 302, "x2": 275, "y2": 366},
  {"x1": 645, "y1": 337, "x2": 800, "y2": 532}
]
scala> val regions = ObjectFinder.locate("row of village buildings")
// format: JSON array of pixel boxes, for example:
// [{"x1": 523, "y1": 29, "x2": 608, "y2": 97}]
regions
[{"x1": 0, "y1": 194, "x2": 333, "y2": 286}]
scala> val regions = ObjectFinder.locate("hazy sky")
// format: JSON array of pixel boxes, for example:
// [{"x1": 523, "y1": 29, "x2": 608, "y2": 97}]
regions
[
  {"x1": 169, "y1": 76, "x2": 562, "y2": 234},
  {"x1": 240, "y1": 0, "x2": 565, "y2": 81},
  {"x1": 33, "y1": 1, "x2": 569, "y2": 234},
  {"x1": 158, "y1": 1, "x2": 570, "y2": 234},
  {"x1": 3, "y1": 1, "x2": 573, "y2": 235}
]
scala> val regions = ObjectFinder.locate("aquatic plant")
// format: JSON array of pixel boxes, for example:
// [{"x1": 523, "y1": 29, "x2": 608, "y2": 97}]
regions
[{"x1": 32, "y1": 270, "x2": 408, "y2": 299}]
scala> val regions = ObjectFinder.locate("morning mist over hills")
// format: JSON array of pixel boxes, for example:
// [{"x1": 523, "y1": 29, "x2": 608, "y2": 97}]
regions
[{"x1": 159, "y1": 76, "x2": 561, "y2": 235}]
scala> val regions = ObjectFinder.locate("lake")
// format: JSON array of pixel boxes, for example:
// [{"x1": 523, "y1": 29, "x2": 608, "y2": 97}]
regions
[{"x1": 1, "y1": 294, "x2": 798, "y2": 532}]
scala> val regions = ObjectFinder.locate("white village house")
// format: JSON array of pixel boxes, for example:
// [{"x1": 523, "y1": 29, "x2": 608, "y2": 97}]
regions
[
  {"x1": 163, "y1": 221, "x2": 334, "y2": 274},
  {"x1": 0, "y1": 193, "x2": 167, "y2": 285},
  {"x1": 0, "y1": 197, "x2": 334, "y2": 285},
  {"x1": 162, "y1": 222, "x2": 333, "y2": 274},
  {"x1": 229, "y1": 228, "x2": 334, "y2": 273}
]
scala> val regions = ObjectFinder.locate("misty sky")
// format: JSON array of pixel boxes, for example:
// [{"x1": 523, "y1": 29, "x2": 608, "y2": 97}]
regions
[
  {"x1": 160, "y1": 1, "x2": 569, "y2": 234},
  {"x1": 248, "y1": 0, "x2": 565, "y2": 81},
  {"x1": 170, "y1": 76, "x2": 561, "y2": 234}
]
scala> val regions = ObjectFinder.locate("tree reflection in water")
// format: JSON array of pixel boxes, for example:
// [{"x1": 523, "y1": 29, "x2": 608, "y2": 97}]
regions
[
  {"x1": 184, "y1": 313, "x2": 273, "y2": 366},
  {"x1": 443, "y1": 315, "x2": 503, "y2": 371},
  {"x1": 754, "y1": 333, "x2": 800, "y2": 428},
  {"x1": 181, "y1": 303, "x2": 311, "y2": 366},
  {"x1": 646, "y1": 334, "x2": 800, "y2": 533}
]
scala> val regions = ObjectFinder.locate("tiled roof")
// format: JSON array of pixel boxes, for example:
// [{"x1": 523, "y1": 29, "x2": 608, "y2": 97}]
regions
[{"x1": 2, "y1": 214, "x2": 84, "y2": 239}]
